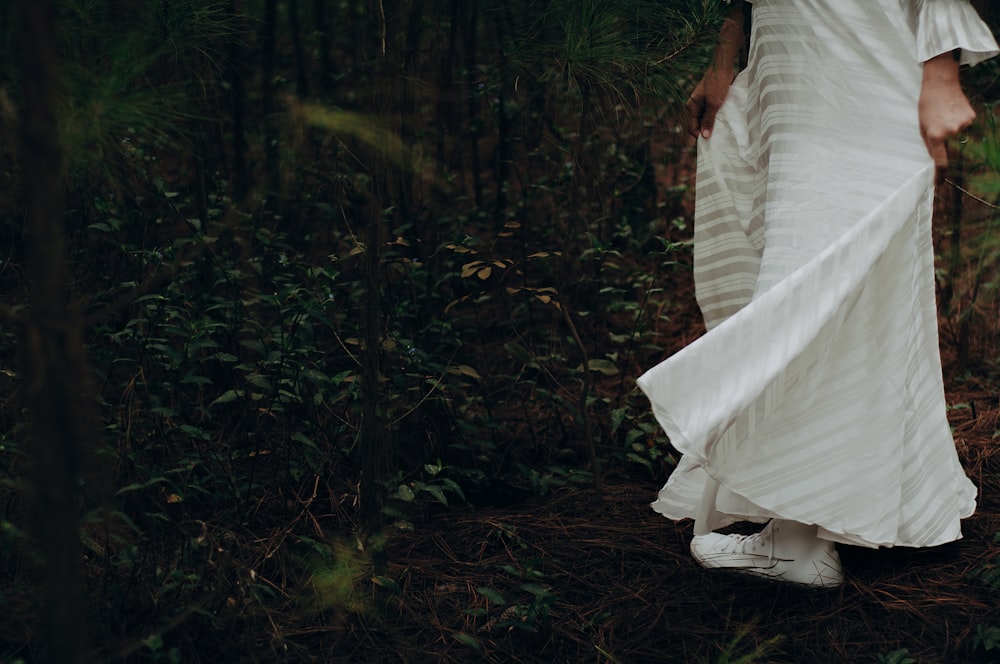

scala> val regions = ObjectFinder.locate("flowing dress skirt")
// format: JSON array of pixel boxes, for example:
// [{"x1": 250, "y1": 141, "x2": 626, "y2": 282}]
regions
[{"x1": 638, "y1": 0, "x2": 998, "y2": 548}]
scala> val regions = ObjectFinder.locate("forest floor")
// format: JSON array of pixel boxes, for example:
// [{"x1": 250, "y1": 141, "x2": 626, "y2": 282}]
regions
[{"x1": 333, "y1": 235, "x2": 1000, "y2": 664}]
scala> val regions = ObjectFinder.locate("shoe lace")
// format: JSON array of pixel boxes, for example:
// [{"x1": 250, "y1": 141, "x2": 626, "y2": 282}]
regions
[{"x1": 718, "y1": 524, "x2": 776, "y2": 564}]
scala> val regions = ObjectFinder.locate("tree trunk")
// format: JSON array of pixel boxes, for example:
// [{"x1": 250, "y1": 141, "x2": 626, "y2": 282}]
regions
[
  {"x1": 398, "y1": 0, "x2": 423, "y2": 230},
  {"x1": 359, "y1": 169, "x2": 388, "y2": 544},
  {"x1": 359, "y1": 0, "x2": 393, "y2": 550},
  {"x1": 226, "y1": 1, "x2": 250, "y2": 202},
  {"x1": 460, "y1": 1, "x2": 483, "y2": 209},
  {"x1": 261, "y1": 0, "x2": 279, "y2": 198},
  {"x1": 313, "y1": 0, "x2": 332, "y2": 93},
  {"x1": 20, "y1": 0, "x2": 96, "y2": 661},
  {"x1": 289, "y1": 0, "x2": 309, "y2": 98}
]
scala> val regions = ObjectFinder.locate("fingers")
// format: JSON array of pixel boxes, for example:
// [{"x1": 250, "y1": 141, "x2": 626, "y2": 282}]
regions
[
  {"x1": 958, "y1": 107, "x2": 976, "y2": 134},
  {"x1": 685, "y1": 96, "x2": 702, "y2": 138},
  {"x1": 921, "y1": 122, "x2": 947, "y2": 185},
  {"x1": 929, "y1": 139, "x2": 948, "y2": 185},
  {"x1": 923, "y1": 113, "x2": 974, "y2": 186},
  {"x1": 700, "y1": 105, "x2": 719, "y2": 139},
  {"x1": 685, "y1": 94, "x2": 721, "y2": 140},
  {"x1": 687, "y1": 70, "x2": 734, "y2": 140},
  {"x1": 917, "y1": 81, "x2": 977, "y2": 186}
]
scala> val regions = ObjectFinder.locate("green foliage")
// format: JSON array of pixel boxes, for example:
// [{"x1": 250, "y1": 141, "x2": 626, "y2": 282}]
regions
[
  {"x1": 388, "y1": 460, "x2": 469, "y2": 529},
  {"x1": 449, "y1": 523, "x2": 558, "y2": 651},
  {"x1": 973, "y1": 624, "x2": 1000, "y2": 653},
  {"x1": 305, "y1": 538, "x2": 373, "y2": 618},
  {"x1": 1, "y1": 0, "x2": 706, "y2": 655},
  {"x1": 700, "y1": 623, "x2": 785, "y2": 664},
  {"x1": 500, "y1": 0, "x2": 727, "y2": 106},
  {"x1": 142, "y1": 634, "x2": 183, "y2": 664},
  {"x1": 968, "y1": 533, "x2": 1000, "y2": 590},
  {"x1": 449, "y1": 525, "x2": 552, "y2": 637},
  {"x1": 876, "y1": 650, "x2": 916, "y2": 664},
  {"x1": 58, "y1": 1, "x2": 233, "y2": 180}
]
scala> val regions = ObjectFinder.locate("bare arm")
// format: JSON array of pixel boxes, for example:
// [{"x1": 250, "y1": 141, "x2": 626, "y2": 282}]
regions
[
  {"x1": 686, "y1": 3, "x2": 746, "y2": 139},
  {"x1": 919, "y1": 49, "x2": 976, "y2": 184}
]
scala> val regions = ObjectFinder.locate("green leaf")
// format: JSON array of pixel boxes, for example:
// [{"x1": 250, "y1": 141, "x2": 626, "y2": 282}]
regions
[
  {"x1": 291, "y1": 432, "x2": 318, "y2": 450},
  {"x1": 116, "y1": 477, "x2": 168, "y2": 495},
  {"x1": 372, "y1": 575, "x2": 402, "y2": 595},
  {"x1": 247, "y1": 374, "x2": 273, "y2": 390},
  {"x1": 209, "y1": 352, "x2": 239, "y2": 363},
  {"x1": 396, "y1": 484, "x2": 415, "y2": 502},
  {"x1": 423, "y1": 484, "x2": 448, "y2": 506},
  {"x1": 610, "y1": 408, "x2": 626, "y2": 433},
  {"x1": 142, "y1": 634, "x2": 164, "y2": 652},
  {"x1": 625, "y1": 452, "x2": 652, "y2": 471},
  {"x1": 504, "y1": 342, "x2": 533, "y2": 364},
  {"x1": 519, "y1": 583, "x2": 551, "y2": 597},
  {"x1": 624, "y1": 429, "x2": 645, "y2": 446},
  {"x1": 179, "y1": 424, "x2": 210, "y2": 441},
  {"x1": 331, "y1": 369, "x2": 357, "y2": 385},
  {"x1": 452, "y1": 632, "x2": 481, "y2": 650},
  {"x1": 876, "y1": 650, "x2": 915, "y2": 664},
  {"x1": 442, "y1": 478, "x2": 466, "y2": 501},
  {"x1": 476, "y1": 587, "x2": 506, "y2": 605},
  {"x1": 150, "y1": 406, "x2": 179, "y2": 418},
  {"x1": 448, "y1": 364, "x2": 482, "y2": 380},
  {"x1": 585, "y1": 358, "x2": 619, "y2": 375},
  {"x1": 187, "y1": 339, "x2": 221, "y2": 352},
  {"x1": 210, "y1": 389, "x2": 243, "y2": 407}
]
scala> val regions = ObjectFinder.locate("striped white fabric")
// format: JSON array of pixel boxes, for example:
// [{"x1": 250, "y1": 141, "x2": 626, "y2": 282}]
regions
[{"x1": 638, "y1": 0, "x2": 998, "y2": 548}]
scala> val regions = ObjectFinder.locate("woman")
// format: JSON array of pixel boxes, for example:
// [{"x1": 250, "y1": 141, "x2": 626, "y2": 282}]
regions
[{"x1": 638, "y1": 0, "x2": 999, "y2": 587}]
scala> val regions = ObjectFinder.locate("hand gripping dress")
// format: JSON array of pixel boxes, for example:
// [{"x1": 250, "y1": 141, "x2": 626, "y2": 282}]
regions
[{"x1": 637, "y1": 0, "x2": 999, "y2": 548}]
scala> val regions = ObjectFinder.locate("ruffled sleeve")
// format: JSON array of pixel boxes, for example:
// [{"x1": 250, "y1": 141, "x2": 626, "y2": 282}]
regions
[{"x1": 914, "y1": 0, "x2": 999, "y2": 66}]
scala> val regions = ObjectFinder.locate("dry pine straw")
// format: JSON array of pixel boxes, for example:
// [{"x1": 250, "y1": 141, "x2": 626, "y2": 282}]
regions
[{"x1": 362, "y1": 384, "x2": 1000, "y2": 664}]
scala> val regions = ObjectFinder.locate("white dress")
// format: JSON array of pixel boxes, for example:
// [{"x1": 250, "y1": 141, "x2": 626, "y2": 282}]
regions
[{"x1": 637, "y1": 0, "x2": 999, "y2": 548}]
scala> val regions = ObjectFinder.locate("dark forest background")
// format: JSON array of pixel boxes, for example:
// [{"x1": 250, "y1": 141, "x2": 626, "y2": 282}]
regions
[{"x1": 2, "y1": 1, "x2": 1000, "y2": 662}]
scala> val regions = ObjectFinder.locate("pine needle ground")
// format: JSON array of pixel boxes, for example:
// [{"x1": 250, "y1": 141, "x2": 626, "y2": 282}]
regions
[{"x1": 285, "y1": 287, "x2": 1000, "y2": 664}]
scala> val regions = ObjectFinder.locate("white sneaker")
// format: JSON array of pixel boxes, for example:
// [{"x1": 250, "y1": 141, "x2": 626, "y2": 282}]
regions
[{"x1": 690, "y1": 520, "x2": 843, "y2": 588}]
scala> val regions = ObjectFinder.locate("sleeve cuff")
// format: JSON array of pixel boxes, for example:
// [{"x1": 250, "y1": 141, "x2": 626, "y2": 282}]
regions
[{"x1": 916, "y1": 0, "x2": 1000, "y2": 66}]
